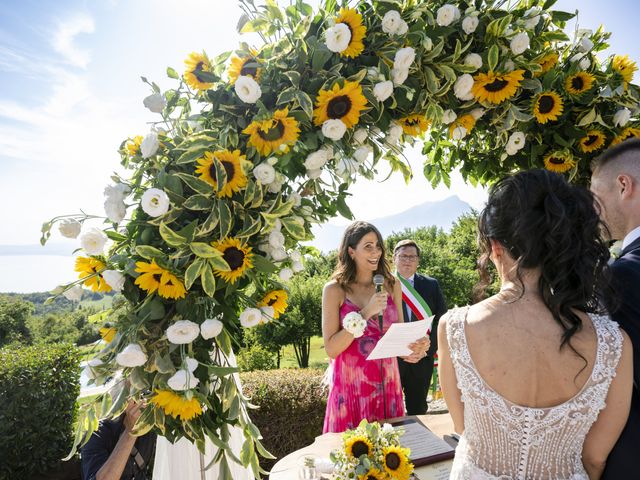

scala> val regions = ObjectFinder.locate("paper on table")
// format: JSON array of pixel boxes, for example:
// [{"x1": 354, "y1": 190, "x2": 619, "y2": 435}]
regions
[{"x1": 366, "y1": 318, "x2": 430, "y2": 360}]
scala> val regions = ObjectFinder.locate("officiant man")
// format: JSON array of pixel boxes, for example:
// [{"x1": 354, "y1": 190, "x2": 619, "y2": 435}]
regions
[
  {"x1": 393, "y1": 239, "x2": 447, "y2": 415},
  {"x1": 591, "y1": 139, "x2": 640, "y2": 479}
]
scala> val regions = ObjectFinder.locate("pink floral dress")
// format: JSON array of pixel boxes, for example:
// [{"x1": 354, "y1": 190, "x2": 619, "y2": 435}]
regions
[{"x1": 323, "y1": 296, "x2": 405, "y2": 433}]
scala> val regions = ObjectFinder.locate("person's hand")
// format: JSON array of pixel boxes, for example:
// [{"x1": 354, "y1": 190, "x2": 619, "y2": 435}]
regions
[
  {"x1": 123, "y1": 400, "x2": 143, "y2": 433},
  {"x1": 361, "y1": 291, "x2": 388, "y2": 319},
  {"x1": 401, "y1": 336, "x2": 430, "y2": 363}
]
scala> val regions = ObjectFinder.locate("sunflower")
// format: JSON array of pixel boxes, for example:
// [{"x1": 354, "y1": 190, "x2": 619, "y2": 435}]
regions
[
  {"x1": 472, "y1": 70, "x2": 525, "y2": 104},
  {"x1": 151, "y1": 390, "x2": 203, "y2": 421},
  {"x1": 382, "y1": 445, "x2": 413, "y2": 480},
  {"x1": 99, "y1": 326, "x2": 117, "y2": 343},
  {"x1": 533, "y1": 91, "x2": 564, "y2": 124},
  {"x1": 157, "y1": 272, "x2": 187, "y2": 300},
  {"x1": 536, "y1": 52, "x2": 559, "y2": 76},
  {"x1": 611, "y1": 126, "x2": 640, "y2": 146},
  {"x1": 358, "y1": 467, "x2": 386, "y2": 480},
  {"x1": 134, "y1": 260, "x2": 187, "y2": 299},
  {"x1": 344, "y1": 435, "x2": 374, "y2": 459},
  {"x1": 579, "y1": 130, "x2": 607, "y2": 153},
  {"x1": 258, "y1": 290, "x2": 288, "y2": 319},
  {"x1": 448, "y1": 114, "x2": 476, "y2": 138},
  {"x1": 184, "y1": 52, "x2": 214, "y2": 91},
  {"x1": 243, "y1": 108, "x2": 300, "y2": 156},
  {"x1": 543, "y1": 151, "x2": 575, "y2": 173},
  {"x1": 75, "y1": 257, "x2": 111, "y2": 293},
  {"x1": 335, "y1": 8, "x2": 366, "y2": 58},
  {"x1": 125, "y1": 136, "x2": 143, "y2": 156},
  {"x1": 398, "y1": 114, "x2": 430, "y2": 136},
  {"x1": 612, "y1": 54, "x2": 637, "y2": 85},
  {"x1": 194, "y1": 150, "x2": 248, "y2": 198},
  {"x1": 227, "y1": 53, "x2": 262, "y2": 84},
  {"x1": 565, "y1": 72, "x2": 595, "y2": 95},
  {"x1": 313, "y1": 81, "x2": 368, "y2": 129},
  {"x1": 211, "y1": 237, "x2": 253, "y2": 284}
]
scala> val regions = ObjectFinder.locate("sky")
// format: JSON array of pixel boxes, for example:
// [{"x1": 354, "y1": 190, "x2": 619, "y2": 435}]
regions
[{"x1": 0, "y1": 0, "x2": 639, "y2": 290}]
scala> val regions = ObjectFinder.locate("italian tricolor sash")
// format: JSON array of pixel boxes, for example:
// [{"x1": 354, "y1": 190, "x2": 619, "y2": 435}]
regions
[{"x1": 396, "y1": 273, "x2": 432, "y2": 321}]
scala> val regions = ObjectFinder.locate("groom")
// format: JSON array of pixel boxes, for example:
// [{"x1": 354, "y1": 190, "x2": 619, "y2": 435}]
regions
[
  {"x1": 591, "y1": 139, "x2": 640, "y2": 479},
  {"x1": 393, "y1": 239, "x2": 447, "y2": 415}
]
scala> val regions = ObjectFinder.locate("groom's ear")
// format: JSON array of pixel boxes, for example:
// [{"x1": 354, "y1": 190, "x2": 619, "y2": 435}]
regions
[{"x1": 616, "y1": 174, "x2": 635, "y2": 199}]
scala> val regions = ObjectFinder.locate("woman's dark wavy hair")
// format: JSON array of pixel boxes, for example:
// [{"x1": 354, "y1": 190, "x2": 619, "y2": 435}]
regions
[
  {"x1": 332, "y1": 221, "x2": 395, "y2": 292},
  {"x1": 475, "y1": 169, "x2": 615, "y2": 350}
]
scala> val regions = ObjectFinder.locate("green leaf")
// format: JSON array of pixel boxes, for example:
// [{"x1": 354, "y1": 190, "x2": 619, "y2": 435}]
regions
[
  {"x1": 281, "y1": 216, "x2": 306, "y2": 240},
  {"x1": 218, "y1": 200, "x2": 233, "y2": 238},
  {"x1": 176, "y1": 145, "x2": 210, "y2": 165},
  {"x1": 336, "y1": 196, "x2": 354, "y2": 220},
  {"x1": 167, "y1": 67, "x2": 179, "y2": 79},
  {"x1": 183, "y1": 194, "x2": 213, "y2": 211},
  {"x1": 198, "y1": 209, "x2": 219, "y2": 236},
  {"x1": 208, "y1": 255, "x2": 230, "y2": 272},
  {"x1": 208, "y1": 366, "x2": 240, "y2": 376},
  {"x1": 488, "y1": 45, "x2": 499, "y2": 72},
  {"x1": 251, "y1": 254, "x2": 277, "y2": 273},
  {"x1": 284, "y1": 71, "x2": 301, "y2": 87},
  {"x1": 105, "y1": 230, "x2": 127, "y2": 242},
  {"x1": 190, "y1": 242, "x2": 224, "y2": 258},
  {"x1": 135, "y1": 245, "x2": 166, "y2": 260},
  {"x1": 159, "y1": 223, "x2": 187, "y2": 247},
  {"x1": 295, "y1": 91, "x2": 314, "y2": 121},
  {"x1": 276, "y1": 87, "x2": 298, "y2": 106},
  {"x1": 311, "y1": 46, "x2": 332, "y2": 72},
  {"x1": 240, "y1": 439, "x2": 253, "y2": 467},
  {"x1": 184, "y1": 258, "x2": 204, "y2": 290},
  {"x1": 174, "y1": 172, "x2": 213, "y2": 195},
  {"x1": 201, "y1": 263, "x2": 217, "y2": 297}
]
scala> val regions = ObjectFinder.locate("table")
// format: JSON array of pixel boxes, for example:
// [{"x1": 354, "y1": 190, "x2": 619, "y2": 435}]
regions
[{"x1": 269, "y1": 415, "x2": 454, "y2": 480}]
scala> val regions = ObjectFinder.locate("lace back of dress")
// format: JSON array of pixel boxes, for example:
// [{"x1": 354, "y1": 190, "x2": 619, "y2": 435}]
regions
[{"x1": 446, "y1": 307, "x2": 623, "y2": 480}]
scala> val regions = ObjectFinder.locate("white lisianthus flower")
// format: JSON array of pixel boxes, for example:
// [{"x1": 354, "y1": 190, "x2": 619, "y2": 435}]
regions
[
  {"x1": 104, "y1": 183, "x2": 130, "y2": 202},
  {"x1": 391, "y1": 68, "x2": 409, "y2": 86},
  {"x1": 579, "y1": 57, "x2": 591, "y2": 70},
  {"x1": 382, "y1": 423, "x2": 394, "y2": 434},
  {"x1": 442, "y1": 109, "x2": 457, "y2": 124},
  {"x1": 422, "y1": 36, "x2": 433, "y2": 51},
  {"x1": 143, "y1": 93, "x2": 166, "y2": 113},
  {"x1": 267, "y1": 175, "x2": 283, "y2": 193},
  {"x1": 524, "y1": 6, "x2": 542, "y2": 17},
  {"x1": 166, "y1": 320, "x2": 200, "y2": 345},
  {"x1": 289, "y1": 250, "x2": 303, "y2": 262},
  {"x1": 253, "y1": 163, "x2": 276, "y2": 184},
  {"x1": 342, "y1": 311, "x2": 366, "y2": 338},
  {"x1": 273, "y1": 218, "x2": 282, "y2": 232},
  {"x1": 505, "y1": 131, "x2": 526, "y2": 155},
  {"x1": 579, "y1": 37, "x2": 594, "y2": 53},
  {"x1": 141, "y1": 188, "x2": 170, "y2": 217},
  {"x1": 104, "y1": 198, "x2": 126, "y2": 223},
  {"x1": 504, "y1": 60, "x2": 516, "y2": 72},
  {"x1": 58, "y1": 219, "x2": 81, "y2": 239},
  {"x1": 80, "y1": 228, "x2": 107, "y2": 255},
  {"x1": 304, "y1": 149, "x2": 329, "y2": 170},
  {"x1": 394, "y1": 47, "x2": 416, "y2": 71},
  {"x1": 168, "y1": 369, "x2": 200, "y2": 391},
  {"x1": 234, "y1": 75, "x2": 262, "y2": 104},
  {"x1": 353, "y1": 145, "x2": 373, "y2": 164},
  {"x1": 292, "y1": 260, "x2": 304, "y2": 273},
  {"x1": 289, "y1": 191, "x2": 302, "y2": 207},
  {"x1": 454, "y1": 74, "x2": 475, "y2": 101},
  {"x1": 306, "y1": 168, "x2": 322, "y2": 180},
  {"x1": 462, "y1": 16, "x2": 479, "y2": 34},
  {"x1": 373, "y1": 80, "x2": 394, "y2": 102},
  {"x1": 337, "y1": 157, "x2": 358, "y2": 179},
  {"x1": 436, "y1": 4, "x2": 459, "y2": 26},
  {"x1": 464, "y1": 53, "x2": 482, "y2": 70},
  {"x1": 116, "y1": 344, "x2": 147, "y2": 368},
  {"x1": 524, "y1": 15, "x2": 540, "y2": 30},
  {"x1": 239, "y1": 307, "x2": 262, "y2": 328},
  {"x1": 470, "y1": 108, "x2": 485, "y2": 120},
  {"x1": 140, "y1": 132, "x2": 159, "y2": 158},
  {"x1": 260, "y1": 306, "x2": 275, "y2": 323},
  {"x1": 613, "y1": 108, "x2": 631, "y2": 127},
  {"x1": 382, "y1": 10, "x2": 403, "y2": 34},
  {"x1": 184, "y1": 357, "x2": 198, "y2": 372},
  {"x1": 386, "y1": 123, "x2": 404, "y2": 145},
  {"x1": 322, "y1": 119, "x2": 347, "y2": 141},
  {"x1": 63, "y1": 284, "x2": 84, "y2": 302},
  {"x1": 279, "y1": 267, "x2": 294, "y2": 282},
  {"x1": 201, "y1": 318, "x2": 223, "y2": 339},
  {"x1": 270, "y1": 246, "x2": 288, "y2": 262},
  {"x1": 570, "y1": 52, "x2": 585, "y2": 63},
  {"x1": 325, "y1": 23, "x2": 351, "y2": 53},
  {"x1": 268, "y1": 229, "x2": 285, "y2": 249},
  {"x1": 102, "y1": 270, "x2": 125, "y2": 292},
  {"x1": 353, "y1": 128, "x2": 368, "y2": 145},
  {"x1": 451, "y1": 126, "x2": 468, "y2": 140},
  {"x1": 510, "y1": 32, "x2": 530, "y2": 55},
  {"x1": 396, "y1": 20, "x2": 409, "y2": 35}
]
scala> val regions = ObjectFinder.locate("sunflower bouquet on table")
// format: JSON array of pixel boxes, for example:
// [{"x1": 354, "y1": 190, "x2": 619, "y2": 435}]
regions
[{"x1": 331, "y1": 420, "x2": 414, "y2": 480}]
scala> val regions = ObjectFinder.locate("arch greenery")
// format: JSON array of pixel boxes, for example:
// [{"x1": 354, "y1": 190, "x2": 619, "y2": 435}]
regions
[{"x1": 42, "y1": 0, "x2": 639, "y2": 477}]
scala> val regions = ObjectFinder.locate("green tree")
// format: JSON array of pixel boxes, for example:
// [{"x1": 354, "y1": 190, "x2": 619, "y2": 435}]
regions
[
  {"x1": 0, "y1": 296, "x2": 34, "y2": 346},
  {"x1": 27, "y1": 308, "x2": 100, "y2": 346}
]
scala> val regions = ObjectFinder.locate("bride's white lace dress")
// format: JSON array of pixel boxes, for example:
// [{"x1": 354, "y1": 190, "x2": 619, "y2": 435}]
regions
[{"x1": 446, "y1": 306, "x2": 623, "y2": 480}]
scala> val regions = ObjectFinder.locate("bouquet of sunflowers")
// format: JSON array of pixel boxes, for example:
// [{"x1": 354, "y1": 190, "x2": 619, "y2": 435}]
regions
[{"x1": 331, "y1": 420, "x2": 414, "y2": 480}]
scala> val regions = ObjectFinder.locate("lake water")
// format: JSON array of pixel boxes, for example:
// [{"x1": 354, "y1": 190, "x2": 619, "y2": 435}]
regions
[{"x1": 0, "y1": 255, "x2": 76, "y2": 293}]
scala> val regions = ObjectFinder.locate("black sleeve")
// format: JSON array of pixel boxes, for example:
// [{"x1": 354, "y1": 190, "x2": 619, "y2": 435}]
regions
[
  {"x1": 81, "y1": 421, "x2": 119, "y2": 480},
  {"x1": 428, "y1": 278, "x2": 448, "y2": 356}
]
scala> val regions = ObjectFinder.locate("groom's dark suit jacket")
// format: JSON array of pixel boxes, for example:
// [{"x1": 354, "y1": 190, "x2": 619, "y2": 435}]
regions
[
  {"x1": 603, "y1": 237, "x2": 640, "y2": 480},
  {"x1": 397, "y1": 273, "x2": 447, "y2": 415}
]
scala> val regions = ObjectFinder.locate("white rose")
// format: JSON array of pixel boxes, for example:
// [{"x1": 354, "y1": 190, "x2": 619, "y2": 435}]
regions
[
  {"x1": 322, "y1": 119, "x2": 347, "y2": 141},
  {"x1": 442, "y1": 109, "x2": 457, "y2": 124},
  {"x1": 140, "y1": 132, "x2": 159, "y2": 158},
  {"x1": 63, "y1": 284, "x2": 83, "y2": 302},
  {"x1": 391, "y1": 68, "x2": 409, "y2": 86},
  {"x1": 373, "y1": 80, "x2": 394, "y2": 102},
  {"x1": 141, "y1": 188, "x2": 170, "y2": 217},
  {"x1": 104, "y1": 183, "x2": 130, "y2": 201},
  {"x1": 116, "y1": 344, "x2": 147, "y2": 368},
  {"x1": 394, "y1": 47, "x2": 416, "y2": 71},
  {"x1": 436, "y1": 4, "x2": 459, "y2": 26},
  {"x1": 386, "y1": 123, "x2": 403, "y2": 145},
  {"x1": 289, "y1": 191, "x2": 302, "y2": 207},
  {"x1": 613, "y1": 108, "x2": 631, "y2": 127},
  {"x1": 270, "y1": 246, "x2": 288, "y2": 262},
  {"x1": 396, "y1": 20, "x2": 409, "y2": 35},
  {"x1": 382, "y1": 10, "x2": 403, "y2": 34},
  {"x1": 279, "y1": 267, "x2": 294, "y2": 282},
  {"x1": 382, "y1": 423, "x2": 394, "y2": 433},
  {"x1": 267, "y1": 175, "x2": 283, "y2": 193},
  {"x1": 166, "y1": 320, "x2": 200, "y2": 345},
  {"x1": 325, "y1": 23, "x2": 351, "y2": 53},
  {"x1": 505, "y1": 131, "x2": 526, "y2": 155},
  {"x1": 104, "y1": 197, "x2": 126, "y2": 223},
  {"x1": 260, "y1": 306, "x2": 275, "y2": 323},
  {"x1": 451, "y1": 125, "x2": 468, "y2": 140},
  {"x1": 470, "y1": 108, "x2": 485, "y2": 120},
  {"x1": 304, "y1": 149, "x2": 329, "y2": 170},
  {"x1": 579, "y1": 57, "x2": 591, "y2": 70},
  {"x1": 337, "y1": 157, "x2": 358, "y2": 178},
  {"x1": 239, "y1": 307, "x2": 262, "y2": 328},
  {"x1": 464, "y1": 53, "x2": 482, "y2": 70},
  {"x1": 306, "y1": 168, "x2": 322, "y2": 180},
  {"x1": 454, "y1": 74, "x2": 475, "y2": 101},
  {"x1": 292, "y1": 260, "x2": 304, "y2": 273},
  {"x1": 462, "y1": 16, "x2": 479, "y2": 34},
  {"x1": 504, "y1": 60, "x2": 515, "y2": 72},
  {"x1": 510, "y1": 32, "x2": 530, "y2": 55},
  {"x1": 168, "y1": 369, "x2": 200, "y2": 391},
  {"x1": 234, "y1": 75, "x2": 262, "y2": 104},
  {"x1": 353, "y1": 128, "x2": 368, "y2": 145},
  {"x1": 289, "y1": 250, "x2": 302, "y2": 262},
  {"x1": 143, "y1": 93, "x2": 166, "y2": 113},
  {"x1": 353, "y1": 145, "x2": 373, "y2": 164},
  {"x1": 268, "y1": 229, "x2": 285, "y2": 249},
  {"x1": 579, "y1": 37, "x2": 594, "y2": 53},
  {"x1": 253, "y1": 163, "x2": 276, "y2": 184},
  {"x1": 80, "y1": 228, "x2": 107, "y2": 256},
  {"x1": 524, "y1": 15, "x2": 540, "y2": 30},
  {"x1": 102, "y1": 270, "x2": 125, "y2": 292},
  {"x1": 58, "y1": 219, "x2": 81, "y2": 239},
  {"x1": 200, "y1": 318, "x2": 223, "y2": 339}
]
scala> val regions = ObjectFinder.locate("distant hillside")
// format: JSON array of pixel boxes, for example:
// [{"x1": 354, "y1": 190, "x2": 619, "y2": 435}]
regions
[
  {"x1": 310, "y1": 195, "x2": 472, "y2": 253},
  {"x1": 0, "y1": 242, "x2": 75, "y2": 256}
]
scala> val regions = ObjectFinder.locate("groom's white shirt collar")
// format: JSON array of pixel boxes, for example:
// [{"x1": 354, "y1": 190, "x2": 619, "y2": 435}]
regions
[{"x1": 622, "y1": 225, "x2": 640, "y2": 251}]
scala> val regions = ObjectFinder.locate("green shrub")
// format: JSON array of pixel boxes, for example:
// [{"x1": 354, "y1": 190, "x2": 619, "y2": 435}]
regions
[
  {"x1": 240, "y1": 368, "x2": 326, "y2": 471},
  {"x1": 0, "y1": 343, "x2": 80, "y2": 479},
  {"x1": 237, "y1": 344, "x2": 277, "y2": 372}
]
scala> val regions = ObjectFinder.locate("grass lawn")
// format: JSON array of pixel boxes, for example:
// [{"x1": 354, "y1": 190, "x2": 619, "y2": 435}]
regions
[{"x1": 278, "y1": 335, "x2": 328, "y2": 369}]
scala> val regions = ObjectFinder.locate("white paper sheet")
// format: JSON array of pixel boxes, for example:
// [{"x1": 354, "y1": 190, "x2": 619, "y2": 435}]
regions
[{"x1": 366, "y1": 318, "x2": 431, "y2": 360}]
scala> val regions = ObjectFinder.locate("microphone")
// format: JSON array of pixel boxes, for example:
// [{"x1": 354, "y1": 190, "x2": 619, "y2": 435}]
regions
[{"x1": 373, "y1": 274, "x2": 385, "y2": 332}]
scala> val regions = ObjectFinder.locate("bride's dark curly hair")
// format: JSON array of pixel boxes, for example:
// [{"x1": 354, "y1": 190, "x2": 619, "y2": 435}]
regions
[{"x1": 475, "y1": 169, "x2": 615, "y2": 350}]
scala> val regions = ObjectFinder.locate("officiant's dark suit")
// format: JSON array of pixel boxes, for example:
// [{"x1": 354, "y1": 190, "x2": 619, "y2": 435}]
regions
[{"x1": 394, "y1": 239, "x2": 448, "y2": 415}]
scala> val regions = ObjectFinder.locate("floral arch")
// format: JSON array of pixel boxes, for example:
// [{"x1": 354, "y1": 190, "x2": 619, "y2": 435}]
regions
[{"x1": 43, "y1": 0, "x2": 639, "y2": 476}]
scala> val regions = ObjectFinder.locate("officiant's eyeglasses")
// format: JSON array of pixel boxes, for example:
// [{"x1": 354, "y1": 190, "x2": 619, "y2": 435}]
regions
[{"x1": 397, "y1": 255, "x2": 419, "y2": 261}]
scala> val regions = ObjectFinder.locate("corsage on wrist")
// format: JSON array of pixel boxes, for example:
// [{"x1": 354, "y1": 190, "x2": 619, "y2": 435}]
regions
[{"x1": 342, "y1": 311, "x2": 367, "y2": 338}]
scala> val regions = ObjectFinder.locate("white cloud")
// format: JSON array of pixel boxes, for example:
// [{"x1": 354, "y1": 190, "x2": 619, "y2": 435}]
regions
[{"x1": 51, "y1": 14, "x2": 95, "y2": 68}]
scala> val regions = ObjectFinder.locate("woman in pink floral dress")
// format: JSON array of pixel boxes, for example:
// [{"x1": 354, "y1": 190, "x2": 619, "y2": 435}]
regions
[{"x1": 322, "y1": 221, "x2": 430, "y2": 433}]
